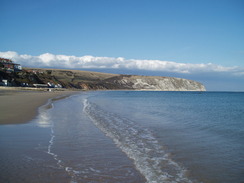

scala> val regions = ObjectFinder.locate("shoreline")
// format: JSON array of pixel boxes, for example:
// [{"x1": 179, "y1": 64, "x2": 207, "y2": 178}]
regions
[{"x1": 0, "y1": 88, "x2": 79, "y2": 125}]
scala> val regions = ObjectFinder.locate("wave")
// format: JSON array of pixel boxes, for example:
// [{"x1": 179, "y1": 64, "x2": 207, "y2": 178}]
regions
[
  {"x1": 83, "y1": 98, "x2": 194, "y2": 183},
  {"x1": 38, "y1": 97, "x2": 80, "y2": 183}
]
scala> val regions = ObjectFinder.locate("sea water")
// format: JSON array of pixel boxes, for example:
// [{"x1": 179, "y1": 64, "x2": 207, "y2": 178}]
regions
[{"x1": 0, "y1": 91, "x2": 243, "y2": 183}]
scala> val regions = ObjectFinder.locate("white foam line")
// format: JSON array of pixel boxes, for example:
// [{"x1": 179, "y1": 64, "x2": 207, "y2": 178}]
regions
[
  {"x1": 83, "y1": 98, "x2": 194, "y2": 183},
  {"x1": 46, "y1": 109, "x2": 81, "y2": 183},
  {"x1": 47, "y1": 126, "x2": 63, "y2": 168}
]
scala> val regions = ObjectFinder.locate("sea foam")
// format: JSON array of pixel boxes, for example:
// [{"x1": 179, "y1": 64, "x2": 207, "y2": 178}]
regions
[{"x1": 84, "y1": 98, "x2": 193, "y2": 183}]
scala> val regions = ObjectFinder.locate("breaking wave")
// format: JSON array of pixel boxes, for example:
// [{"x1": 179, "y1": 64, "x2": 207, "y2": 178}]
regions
[{"x1": 83, "y1": 98, "x2": 194, "y2": 183}]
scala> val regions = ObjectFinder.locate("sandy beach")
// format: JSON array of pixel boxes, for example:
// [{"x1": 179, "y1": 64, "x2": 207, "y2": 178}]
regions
[{"x1": 0, "y1": 87, "x2": 78, "y2": 125}]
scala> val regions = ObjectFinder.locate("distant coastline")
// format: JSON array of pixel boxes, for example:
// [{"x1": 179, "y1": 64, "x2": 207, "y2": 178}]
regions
[
  {"x1": 0, "y1": 66, "x2": 206, "y2": 125},
  {"x1": 1, "y1": 67, "x2": 206, "y2": 91}
]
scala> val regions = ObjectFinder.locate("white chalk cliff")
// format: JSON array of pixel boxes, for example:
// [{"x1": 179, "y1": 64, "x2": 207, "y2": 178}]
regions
[{"x1": 114, "y1": 75, "x2": 206, "y2": 91}]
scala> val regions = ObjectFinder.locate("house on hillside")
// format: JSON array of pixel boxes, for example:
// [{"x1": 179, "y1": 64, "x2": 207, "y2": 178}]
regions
[
  {"x1": 0, "y1": 79, "x2": 8, "y2": 86},
  {"x1": 0, "y1": 58, "x2": 22, "y2": 72}
]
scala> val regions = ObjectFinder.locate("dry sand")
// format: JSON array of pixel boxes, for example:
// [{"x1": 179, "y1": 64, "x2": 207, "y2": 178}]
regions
[{"x1": 0, "y1": 88, "x2": 78, "y2": 125}]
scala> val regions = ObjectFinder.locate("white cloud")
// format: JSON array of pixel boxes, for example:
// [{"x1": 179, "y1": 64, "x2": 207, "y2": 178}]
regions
[{"x1": 0, "y1": 51, "x2": 243, "y2": 76}]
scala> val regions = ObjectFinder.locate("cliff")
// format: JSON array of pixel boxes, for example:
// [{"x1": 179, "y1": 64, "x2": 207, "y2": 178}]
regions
[
  {"x1": 110, "y1": 75, "x2": 206, "y2": 91},
  {"x1": 0, "y1": 68, "x2": 206, "y2": 91}
]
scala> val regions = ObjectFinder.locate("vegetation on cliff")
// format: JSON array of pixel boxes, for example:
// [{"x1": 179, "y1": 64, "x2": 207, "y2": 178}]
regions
[{"x1": 0, "y1": 68, "x2": 206, "y2": 91}]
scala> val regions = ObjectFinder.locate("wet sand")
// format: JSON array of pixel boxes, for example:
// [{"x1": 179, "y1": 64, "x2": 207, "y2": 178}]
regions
[{"x1": 0, "y1": 88, "x2": 78, "y2": 125}]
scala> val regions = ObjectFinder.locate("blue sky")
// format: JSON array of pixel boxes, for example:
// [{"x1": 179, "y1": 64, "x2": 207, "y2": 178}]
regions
[{"x1": 1, "y1": 0, "x2": 244, "y2": 91}]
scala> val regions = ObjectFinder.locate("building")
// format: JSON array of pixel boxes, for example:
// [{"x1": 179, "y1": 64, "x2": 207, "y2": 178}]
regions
[
  {"x1": 0, "y1": 79, "x2": 8, "y2": 86},
  {"x1": 0, "y1": 58, "x2": 22, "y2": 72}
]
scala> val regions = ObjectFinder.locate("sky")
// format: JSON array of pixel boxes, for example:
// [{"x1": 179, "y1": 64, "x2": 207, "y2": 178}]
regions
[{"x1": 1, "y1": 0, "x2": 244, "y2": 91}]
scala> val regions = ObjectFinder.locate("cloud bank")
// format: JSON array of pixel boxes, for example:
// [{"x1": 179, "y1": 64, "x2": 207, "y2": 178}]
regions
[{"x1": 1, "y1": 51, "x2": 243, "y2": 77}]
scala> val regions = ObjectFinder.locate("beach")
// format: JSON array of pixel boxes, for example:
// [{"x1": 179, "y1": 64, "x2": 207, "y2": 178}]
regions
[
  {"x1": 0, "y1": 87, "x2": 77, "y2": 125},
  {"x1": 0, "y1": 89, "x2": 146, "y2": 183},
  {"x1": 0, "y1": 90, "x2": 243, "y2": 183}
]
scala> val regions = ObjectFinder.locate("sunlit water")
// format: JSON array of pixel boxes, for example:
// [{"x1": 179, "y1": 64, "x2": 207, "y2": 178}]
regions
[{"x1": 0, "y1": 91, "x2": 243, "y2": 183}]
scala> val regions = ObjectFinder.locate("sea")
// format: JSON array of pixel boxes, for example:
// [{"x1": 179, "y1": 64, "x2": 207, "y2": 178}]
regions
[{"x1": 0, "y1": 91, "x2": 243, "y2": 183}]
